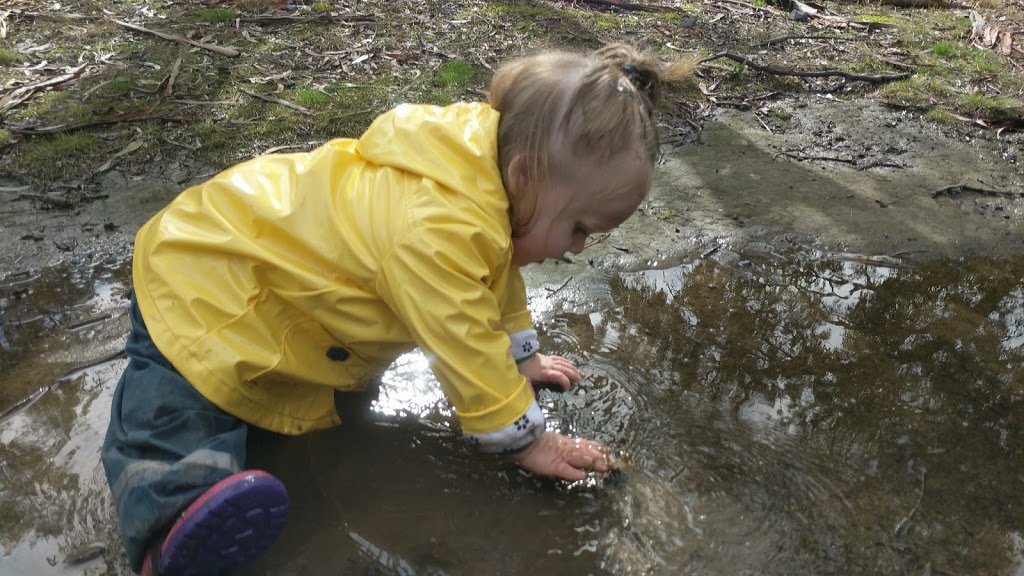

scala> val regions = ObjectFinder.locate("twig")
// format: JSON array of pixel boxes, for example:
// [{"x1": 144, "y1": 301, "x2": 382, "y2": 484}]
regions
[
  {"x1": 113, "y1": 19, "x2": 240, "y2": 57},
  {"x1": 856, "y1": 159, "x2": 906, "y2": 171},
  {"x1": 758, "y1": 34, "x2": 859, "y2": 47},
  {"x1": 584, "y1": 233, "x2": 611, "y2": 249},
  {"x1": 8, "y1": 110, "x2": 193, "y2": 135},
  {"x1": 17, "y1": 11, "x2": 98, "y2": 22},
  {"x1": 0, "y1": 64, "x2": 88, "y2": 113},
  {"x1": 545, "y1": 276, "x2": 574, "y2": 295},
  {"x1": 931, "y1": 183, "x2": 1024, "y2": 198},
  {"x1": 562, "y1": 0, "x2": 677, "y2": 12},
  {"x1": 699, "y1": 52, "x2": 915, "y2": 83},
  {"x1": 777, "y1": 150, "x2": 857, "y2": 165},
  {"x1": 16, "y1": 193, "x2": 75, "y2": 208},
  {"x1": 893, "y1": 469, "x2": 926, "y2": 538},
  {"x1": 237, "y1": 13, "x2": 374, "y2": 25},
  {"x1": 239, "y1": 87, "x2": 312, "y2": 115},
  {"x1": 716, "y1": 0, "x2": 769, "y2": 12},
  {"x1": 162, "y1": 135, "x2": 199, "y2": 150},
  {"x1": 164, "y1": 55, "x2": 183, "y2": 97}
]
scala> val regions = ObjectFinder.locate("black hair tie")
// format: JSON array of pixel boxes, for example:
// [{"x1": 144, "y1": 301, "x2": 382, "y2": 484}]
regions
[{"x1": 620, "y1": 63, "x2": 651, "y2": 92}]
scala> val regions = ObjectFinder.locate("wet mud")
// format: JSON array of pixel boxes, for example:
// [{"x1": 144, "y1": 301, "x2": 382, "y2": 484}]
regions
[{"x1": 1, "y1": 97, "x2": 1022, "y2": 575}]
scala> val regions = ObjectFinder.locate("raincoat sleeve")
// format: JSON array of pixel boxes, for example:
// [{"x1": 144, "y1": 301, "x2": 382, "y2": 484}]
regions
[
  {"x1": 502, "y1": 269, "x2": 540, "y2": 364},
  {"x1": 375, "y1": 223, "x2": 544, "y2": 452}
]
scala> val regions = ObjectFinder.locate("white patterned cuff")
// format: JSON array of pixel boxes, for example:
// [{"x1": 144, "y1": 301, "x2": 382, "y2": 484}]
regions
[
  {"x1": 509, "y1": 328, "x2": 540, "y2": 363},
  {"x1": 465, "y1": 400, "x2": 545, "y2": 453}
]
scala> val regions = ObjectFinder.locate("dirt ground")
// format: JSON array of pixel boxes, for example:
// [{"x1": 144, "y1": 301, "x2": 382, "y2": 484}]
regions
[{"x1": 1, "y1": 0, "x2": 1022, "y2": 274}]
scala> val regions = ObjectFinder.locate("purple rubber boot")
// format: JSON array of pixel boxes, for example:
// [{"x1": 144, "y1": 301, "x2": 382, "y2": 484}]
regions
[{"x1": 141, "y1": 470, "x2": 289, "y2": 575}]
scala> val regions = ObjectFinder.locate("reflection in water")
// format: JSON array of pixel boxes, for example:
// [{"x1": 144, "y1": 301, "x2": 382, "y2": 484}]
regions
[
  {"x1": 251, "y1": 248, "x2": 1023, "y2": 575},
  {"x1": 0, "y1": 257, "x2": 131, "y2": 573},
  {"x1": 571, "y1": 250, "x2": 1024, "y2": 574},
  {"x1": 3, "y1": 249, "x2": 1023, "y2": 575}
]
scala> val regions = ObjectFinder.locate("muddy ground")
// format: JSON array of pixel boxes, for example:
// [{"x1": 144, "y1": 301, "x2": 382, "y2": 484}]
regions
[{"x1": 1, "y1": 0, "x2": 1024, "y2": 573}]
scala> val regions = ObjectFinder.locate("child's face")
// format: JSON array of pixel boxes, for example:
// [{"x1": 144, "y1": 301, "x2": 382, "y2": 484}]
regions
[{"x1": 511, "y1": 149, "x2": 651, "y2": 266}]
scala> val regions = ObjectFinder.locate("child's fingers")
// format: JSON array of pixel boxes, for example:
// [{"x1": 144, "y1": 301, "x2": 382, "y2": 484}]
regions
[{"x1": 565, "y1": 440, "x2": 610, "y2": 473}]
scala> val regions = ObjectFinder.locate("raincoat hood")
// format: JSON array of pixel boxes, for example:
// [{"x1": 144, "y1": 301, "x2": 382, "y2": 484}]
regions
[{"x1": 357, "y1": 102, "x2": 510, "y2": 234}]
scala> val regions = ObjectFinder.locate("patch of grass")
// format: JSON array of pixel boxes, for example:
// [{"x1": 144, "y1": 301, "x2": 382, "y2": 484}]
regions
[
  {"x1": 958, "y1": 48, "x2": 1003, "y2": 74},
  {"x1": 0, "y1": 130, "x2": 10, "y2": 147},
  {"x1": 959, "y1": 93, "x2": 1021, "y2": 119},
  {"x1": 294, "y1": 87, "x2": 330, "y2": 109},
  {"x1": 234, "y1": 0, "x2": 277, "y2": 13},
  {"x1": 12, "y1": 134, "x2": 103, "y2": 181},
  {"x1": 594, "y1": 14, "x2": 619, "y2": 31},
  {"x1": 924, "y1": 109, "x2": 957, "y2": 124},
  {"x1": 112, "y1": 72, "x2": 137, "y2": 96},
  {"x1": 852, "y1": 14, "x2": 898, "y2": 24},
  {"x1": 481, "y1": 2, "x2": 560, "y2": 18},
  {"x1": 312, "y1": 2, "x2": 330, "y2": 12},
  {"x1": 433, "y1": 60, "x2": 478, "y2": 88},
  {"x1": 193, "y1": 7, "x2": 237, "y2": 23},
  {"x1": 0, "y1": 49, "x2": 22, "y2": 67},
  {"x1": 877, "y1": 78, "x2": 937, "y2": 108},
  {"x1": 931, "y1": 42, "x2": 956, "y2": 57}
]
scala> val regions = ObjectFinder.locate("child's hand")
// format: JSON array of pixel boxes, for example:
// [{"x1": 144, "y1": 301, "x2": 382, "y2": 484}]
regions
[
  {"x1": 515, "y1": 431, "x2": 610, "y2": 481},
  {"x1": 517, "y1": 353, "x2": 581, "y2": 391}
]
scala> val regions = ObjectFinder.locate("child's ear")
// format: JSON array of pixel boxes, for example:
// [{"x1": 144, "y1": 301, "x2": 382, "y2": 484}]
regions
[{"x1": 505, "y1": 153, "x2": 530, "y2": 195}]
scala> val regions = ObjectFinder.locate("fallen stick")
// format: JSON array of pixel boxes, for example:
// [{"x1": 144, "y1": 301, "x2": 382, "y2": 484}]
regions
[
  {"x1": 562, "y1": 0, "x2": 676, "y2": 12},
  {"x1": 239, "y1": 87, "x2": 312, "y2": 115},
  {"x1": 8, "y1": 113, "x2": 193, "y2": 135},
  {"x1": 777, "y1": 150, "x2": 857, "y2": 165},
  {"x1": 931, "y1": 183, "x2": 1024, "y2": 198},
  {"x1": 238, "y1": 13, "x2": 374, "y2": 25},
  {"x1": 164, "y1": 55, "x2": 183, "y2": 97},
  {"x1": 0, "y1": 63, "x2": 88, "y2": 114},
  {"x1": 113, "y1": 19, "x2": 240, "y2": 57},
  {"x1": 699, "y1": 52, "x2": 914, "y2": 83},
  {"x1": 758, "y1": 34, "x2": 855, "y2": 47}
]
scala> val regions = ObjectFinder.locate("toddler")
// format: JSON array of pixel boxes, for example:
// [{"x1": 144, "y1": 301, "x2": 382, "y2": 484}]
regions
[{"x1": 101, "y1": 42, "x2": 669, "y2": 575}]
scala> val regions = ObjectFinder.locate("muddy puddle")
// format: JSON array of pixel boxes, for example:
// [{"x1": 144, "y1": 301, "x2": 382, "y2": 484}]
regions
[
  {"x1": 1, "y1": 96, "x2": 1023, "y2": 575},
  {"x1": 4, "y1": 244, "x2": 1021, "y2": 575}
]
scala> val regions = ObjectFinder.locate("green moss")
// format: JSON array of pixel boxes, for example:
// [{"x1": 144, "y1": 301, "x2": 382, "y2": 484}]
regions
[
  {"x1": 193, "y1": 7, "x2": 238, "y2": 23},
  {"x1": 594, "y1": 14, "x2": 620, "y2": 31},
  {"x1": 112, "y1": 73, "x2": 136, "y2": 96},
  {"x1": 433, "y1": 60, "x2": 478, "y2": 88},
  {"x1": 312, "y1": 2, "x2": 330, "y2": 12},
  {"x1": 13, "y1": 134, "x2": 103, "y2": 182},
  {"x1": 294, "y1": 87, "x2": 330, "y2": 108},
  {"x1": 0, "y1": 130, "x2": 10, "y2": 147},
  {"x1": 0, "y1": 49, "x2": 22, "y2": 66},
  {"x1": 852, "y1": 14, "x2": 898, "y2": 24},
  {"x1": 481, "y1": 2, "x2": 560, "y2": 18}
]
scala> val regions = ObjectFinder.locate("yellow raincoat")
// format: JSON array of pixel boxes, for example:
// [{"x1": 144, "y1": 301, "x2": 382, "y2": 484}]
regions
[{"x1": 133, "y1": 102, "x2": 537, "y2": 437}]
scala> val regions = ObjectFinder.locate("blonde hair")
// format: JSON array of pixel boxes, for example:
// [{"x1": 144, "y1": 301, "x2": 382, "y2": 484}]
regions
[{"x1": 489, "y1": 43, "x2": 682, "y2": 235}]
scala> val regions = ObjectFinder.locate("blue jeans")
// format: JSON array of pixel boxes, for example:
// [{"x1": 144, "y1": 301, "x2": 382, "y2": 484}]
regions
[{"x1": 101, "y1": 297, "x2": 247, "y2": 573}]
